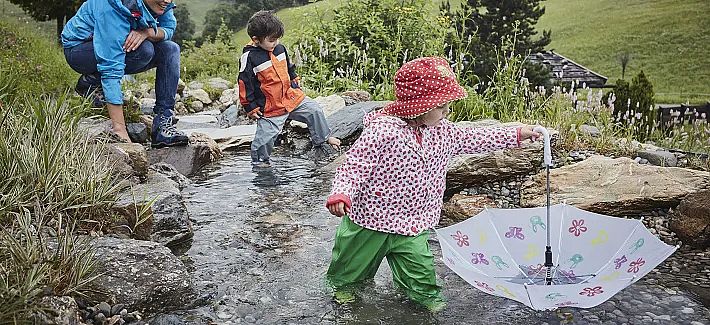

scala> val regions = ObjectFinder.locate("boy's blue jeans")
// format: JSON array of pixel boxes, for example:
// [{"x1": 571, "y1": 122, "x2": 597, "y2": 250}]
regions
[{"x1": 63, "y1": 40, "x2": 180, "y2": 117}]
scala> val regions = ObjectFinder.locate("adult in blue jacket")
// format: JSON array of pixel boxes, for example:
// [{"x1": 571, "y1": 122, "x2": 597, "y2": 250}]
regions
[{"x1": 62, "y1": 0, "x2": 187, "y2": 147}]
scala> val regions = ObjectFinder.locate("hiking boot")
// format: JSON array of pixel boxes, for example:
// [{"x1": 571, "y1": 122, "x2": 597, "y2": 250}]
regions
[
  {"x1": 75, "y1": 75, "x2": 105, "y2": 108},
  {"x1": 151, "y1": 114, "x2": 189, "y2": 148}
]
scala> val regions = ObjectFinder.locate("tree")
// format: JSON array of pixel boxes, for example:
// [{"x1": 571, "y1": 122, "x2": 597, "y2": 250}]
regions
[
  {"x1": 443, "y1": 0, "x2": 552, "y2": 87},
  {"x1": 617, "y1": 51, "x2": 631, "y2": 80},
  {"x1": 609, "y1": 70, "x2": 655, "y2": 141},
  {"x1": 172, "y1": 5, "x2": 195, "y2": 46},
  {"x1": 8, "y1": 0, "x2": 83, "y2": 44}
]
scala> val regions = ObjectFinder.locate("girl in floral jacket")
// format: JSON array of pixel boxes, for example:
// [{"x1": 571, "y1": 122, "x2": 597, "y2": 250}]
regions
[{"x1": 325, "y1": 56, "x2": 541, "y2": 311}]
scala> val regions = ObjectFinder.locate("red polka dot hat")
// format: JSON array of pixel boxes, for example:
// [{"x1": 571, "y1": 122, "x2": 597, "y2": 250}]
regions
[{"x1": 383, "y1": 56, "x2": 468, "y2": 119}]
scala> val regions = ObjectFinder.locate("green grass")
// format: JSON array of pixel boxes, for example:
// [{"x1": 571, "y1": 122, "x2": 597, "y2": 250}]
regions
[{"x1": 537, "y1": 0, "x2": 710, "y2": 104}]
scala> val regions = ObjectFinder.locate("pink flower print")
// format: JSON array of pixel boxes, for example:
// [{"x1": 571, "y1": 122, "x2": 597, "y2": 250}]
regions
[
  {"x1": 579, "y1": 286, "x2": 604, "y2": 297},
  {"x1": 471, "y1": 252, "x2": 490, "y2": 265},
  {"x1": 560, "y1": 270, "x2": 577, "y2": 282},
  {"x1": 451, "y1": 230, "x2": 470, "y2": 247},
  {"x1": 568, "y1": 219, "x2": 588, "y2": 237},
  {"x1": 505, "y1": 227, "x2": 525, "y2": 240},
  {"x1": 475, "y1": 281, "x2": 495, "y2": 292},
  {"x1": 614, "y1": 255, "x2": 627, "y2": 269},
  {"x1": 627, "y1": 258, "x2": 645, "y2": 273}
]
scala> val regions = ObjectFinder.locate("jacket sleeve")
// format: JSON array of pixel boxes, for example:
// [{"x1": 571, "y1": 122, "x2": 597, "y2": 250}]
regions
[
  {"x1": 446, "y1": 121, "x2": 521, "y2": 155},
  {"x1": 238, "y1": 51, "x2": 260, "y2": 114},
  {"x1": 157, "y1": 9, "x2": 176, "y2": 41},
  {"x1": 94, "y1": 11, "x2": 131, "y2": 105},
  {"x1": 329, "y1": 122, "x2": 389, "y2": 204}
]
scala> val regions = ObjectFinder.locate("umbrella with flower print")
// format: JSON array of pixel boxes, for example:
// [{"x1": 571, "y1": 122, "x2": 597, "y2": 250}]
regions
[{"x1": 435, "y1": 127, "x2": 678, "y2": 310}]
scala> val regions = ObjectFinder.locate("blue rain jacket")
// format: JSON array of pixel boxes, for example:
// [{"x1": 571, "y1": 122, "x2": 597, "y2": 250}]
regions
[{"x1": 61, "y1": 0, "x2": 176, "y2": 105}]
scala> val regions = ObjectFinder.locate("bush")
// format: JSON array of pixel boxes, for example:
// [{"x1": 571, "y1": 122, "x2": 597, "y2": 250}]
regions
[
  {"x1": 291, "y1": 0, "x2": 448, "y2": 99},
  {"x1": 181, "y1": 23, "x2": 240, "y2": 82},
  {"x1": 606, "y1": 70, "x2": 656, "y2": 142}
]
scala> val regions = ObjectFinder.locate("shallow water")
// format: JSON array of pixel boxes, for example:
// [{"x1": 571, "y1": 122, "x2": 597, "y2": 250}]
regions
[{"x1": 176, "y1": 151, "x2": 710, "y2": 324}]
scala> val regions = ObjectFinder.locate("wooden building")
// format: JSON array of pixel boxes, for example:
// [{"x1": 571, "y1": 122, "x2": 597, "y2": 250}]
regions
[{"x1": 528, "y1": 51, "x2": 608, "y2": 88}]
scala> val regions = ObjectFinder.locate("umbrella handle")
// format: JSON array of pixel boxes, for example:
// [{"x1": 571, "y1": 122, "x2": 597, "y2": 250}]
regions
[{"x1": 533, "y1": 126, "x2": 552, "y2": 167}]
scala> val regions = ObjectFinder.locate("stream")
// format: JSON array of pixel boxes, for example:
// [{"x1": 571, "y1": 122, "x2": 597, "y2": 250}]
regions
[{"x1": 174, "y1": 151, "x2": 710, "y2": 324}]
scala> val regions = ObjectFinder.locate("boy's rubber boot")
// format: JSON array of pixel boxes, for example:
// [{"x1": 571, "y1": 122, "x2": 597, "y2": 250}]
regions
[
  {"x1": 151, "y1": 113, "x2": 189, "y2": 148},
  {"x1": 75, "y1": 75, "x2": 105, "y2": 108}
]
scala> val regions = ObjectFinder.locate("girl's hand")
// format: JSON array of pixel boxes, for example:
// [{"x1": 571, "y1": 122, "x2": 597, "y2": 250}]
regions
[
  {"x1": 520, "y1": 125, "x2": 542, "y2": 142},
  {"x1": 327, "y1": 202, "x2": 349, "y2": 217}
]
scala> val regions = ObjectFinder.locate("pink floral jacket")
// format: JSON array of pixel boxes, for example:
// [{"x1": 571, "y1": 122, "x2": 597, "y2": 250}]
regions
[{"x1": 327, "y1": 111, "x2": 521, "y2": 236}]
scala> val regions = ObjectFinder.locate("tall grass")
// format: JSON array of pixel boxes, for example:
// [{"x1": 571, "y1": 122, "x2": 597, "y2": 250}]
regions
[{"x1": 0, "y1": 73, "x2": 121, "y2": 323}]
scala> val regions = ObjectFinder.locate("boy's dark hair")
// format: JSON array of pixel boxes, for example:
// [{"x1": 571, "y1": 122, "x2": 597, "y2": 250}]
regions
[{"x1": 247, "y1": 10, "x2": 284, "y2": 40}]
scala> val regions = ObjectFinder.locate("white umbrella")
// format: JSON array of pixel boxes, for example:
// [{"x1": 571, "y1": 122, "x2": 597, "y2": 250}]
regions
[{"x1": 435, "y1": 127, "x2": 678, "y2": 310}]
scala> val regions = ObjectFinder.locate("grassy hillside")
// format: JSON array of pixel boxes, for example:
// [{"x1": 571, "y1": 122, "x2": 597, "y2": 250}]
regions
[
  {"x1": 538, "y1": 0, "x2": 709, "y2": 103},
  {"x1": 178, "y1": 0, "x2": 222, "y2": 35}
]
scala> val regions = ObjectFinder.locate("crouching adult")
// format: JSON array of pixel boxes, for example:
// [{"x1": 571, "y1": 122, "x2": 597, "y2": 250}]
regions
[{"x1": 61, "y1": 0, "x2": 188, "y2": 147}]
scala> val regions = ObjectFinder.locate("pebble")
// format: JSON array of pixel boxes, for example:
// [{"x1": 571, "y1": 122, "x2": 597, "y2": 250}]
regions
[
  {"x1": 217, "y1": 312, "x2": 232, "y2": 319},
  {"x1": 244, "y1": 315, "x2": 256, "y2": 323},
  {"x1": 681, "y1": 307, "x2": 694, "y2": 314}
]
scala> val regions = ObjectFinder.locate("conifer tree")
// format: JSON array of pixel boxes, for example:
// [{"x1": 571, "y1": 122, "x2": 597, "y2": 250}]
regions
[{"x1": 443, "y1": 0, "x2": 552, "y2": 86}]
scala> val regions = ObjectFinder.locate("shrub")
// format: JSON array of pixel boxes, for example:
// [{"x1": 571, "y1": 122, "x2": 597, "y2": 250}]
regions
[
  {"x1": 606, "y1": 70, "x2": 656, "y2": 142},
  {"x1": 181, "y1": 23, "x2": 240, "y2": 82},
  {"x1": 291, "y1": 0, "x2": 448, "y2": 99}
]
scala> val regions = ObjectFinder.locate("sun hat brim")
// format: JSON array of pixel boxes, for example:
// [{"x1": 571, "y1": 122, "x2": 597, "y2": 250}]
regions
[{"x1": 383, "y1": 83, "x2": 468, "y2": 119}]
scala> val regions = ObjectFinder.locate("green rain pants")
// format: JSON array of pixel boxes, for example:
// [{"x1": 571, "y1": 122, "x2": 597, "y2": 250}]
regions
[{"x1": 326, "y1": 215, "x2": 444, "y2": 308}]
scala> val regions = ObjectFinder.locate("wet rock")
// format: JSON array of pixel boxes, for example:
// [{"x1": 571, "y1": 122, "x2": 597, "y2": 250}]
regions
[
  {"x1": 326, "y1": 101, "x2": 388, "y2": 144},
  {"x1": 521, "y1": 156, "x2": 710, "y2": 216},
  {"x1": 670, "y1": 189, "x2": 710, "y2": 248},
  {"x1": 149, "y1": 314, "x2": 185, "y2": 325},
  {"x1": 217, "y1": 105, "x2": 243, "y2": 128},
  {"x1": 88, "y1": 237, "x2": 196, "y2": 314},
  {"x1": 148, "y1": 134, "x2": 222, "y2": 176},
  {"x1": 441, "y1": 194, "x2": 495, "y2": 222},
  {"x1": 181, "y1": 125, "x2": 256, "y2": 152},
  {"x1": 636, "y1": 150, "x2": 678, "y2": 167},
  {"x1": 32, "y1": 296, "x2": 80, "y2": 325},
  {"x1": 128, "y1": 123, "x2": 149, "y2": 144},
  {"x1": 150, "y1": 162, "x2": 190, "y2": 190}
]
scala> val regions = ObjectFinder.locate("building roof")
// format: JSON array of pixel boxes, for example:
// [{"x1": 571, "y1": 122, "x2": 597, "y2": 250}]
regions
[{"x1": 528, "y1": 51, "x2": 608, "y2": 88}]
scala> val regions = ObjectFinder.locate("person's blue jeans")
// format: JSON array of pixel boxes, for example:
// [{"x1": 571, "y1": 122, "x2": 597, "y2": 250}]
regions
[{"x1": 63, "y1": 40, "x2": 181, "y2": 117}]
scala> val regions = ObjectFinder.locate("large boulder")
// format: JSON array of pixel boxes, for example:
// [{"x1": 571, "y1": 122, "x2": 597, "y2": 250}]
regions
[
  {"x1": 326, "y1": 101, "x2": 389, "y2": 144},
  {"x1": 670, "y1": 189, "x2": 710, "y2": 248},
  {"x1": 447, "y1": 143, "x2": 544, "y2": 192},
  {"x1": 112, "y1": 171, "x2": 192, "y2": 251},
  {"x1": 441, "y1": 194, "x2": 495, "y2": 223},
  {"x1": 88, "y1": 237, "x2": 195, "y2": 314},
  {"x1": 521, "y1": 155, "x2": 710, "y2": 215},
  {"x1": 148, "y1": 134, "x2": 222, "y2": 176}
]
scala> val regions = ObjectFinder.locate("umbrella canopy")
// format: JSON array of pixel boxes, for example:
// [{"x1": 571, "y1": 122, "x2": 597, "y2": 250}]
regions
[
  {"x1": 435, "y1": 127, "x2": 677, "y2": 310},
  {"x1": 435, "y1": 204, "x2": 677, "y2": 310}
]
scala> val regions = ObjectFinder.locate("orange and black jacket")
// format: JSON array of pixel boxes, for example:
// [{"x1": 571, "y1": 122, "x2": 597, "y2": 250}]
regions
[{"x1": 238, "y1": 43, "x2": 306, "y2": 118}]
